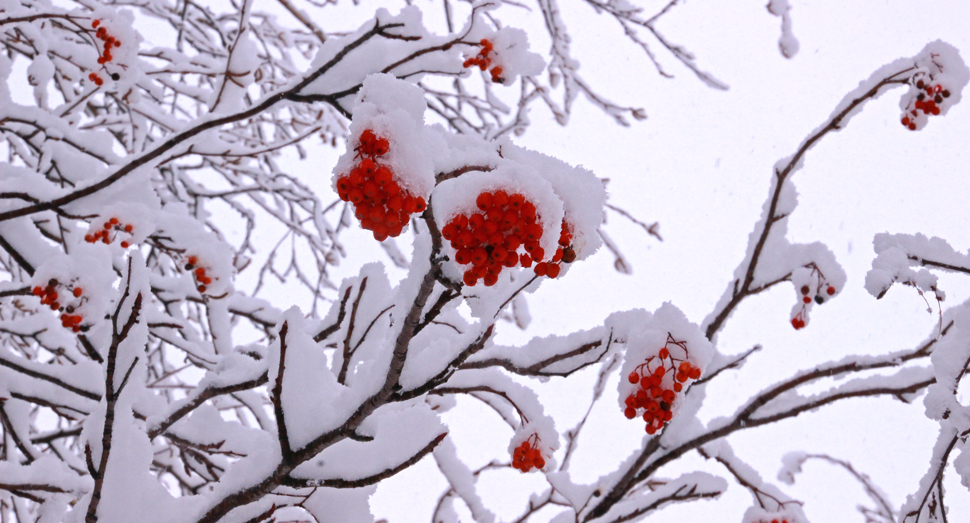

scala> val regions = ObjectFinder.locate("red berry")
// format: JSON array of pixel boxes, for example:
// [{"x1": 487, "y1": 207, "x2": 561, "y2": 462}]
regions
[
  {"x1": 546, "y1": 263, "x2": 561, "y2": 278},
  {"x1": 628, "y1": 371, "x2": 639, "y2": 384},
  {"x1": 827, "y1": 286, "x2": 835, "y2": 295},
  {"x1": 534, "y1": 262, "x2": 548, "y2": 277},
  {"x1": 124, "y1": 224, "x2": 133, "y2": 233},
  {"x1": 803, "y1": 296, "x2": 811, "y2": 303},
  {"x1": 659, "y1": 348, "x2": 669, "y2": 359},
  {"x1": 73, "y1": 287, "x2": 83, "y2": 298},
  {"x1": 92, "y1": 19, "x2": 100, "y2": 27}
]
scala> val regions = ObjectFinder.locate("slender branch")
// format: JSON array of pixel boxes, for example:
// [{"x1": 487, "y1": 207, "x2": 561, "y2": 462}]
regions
[
  {"x1": 272, "y1": 322, "x2": 293, "y2": 463},
  {"x1": 704, "y1": 69, "x2": 913, "y2": 340},
  {"x1": 281, "y1": 433, "x2": 447, "y2": 489}
]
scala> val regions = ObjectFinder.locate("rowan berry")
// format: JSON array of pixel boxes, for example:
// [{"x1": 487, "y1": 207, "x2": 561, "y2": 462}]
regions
[
  {"x1": 546, "y1": 263, "x2": 561, "y2": 278},
  {"x1": 73, "y1": 287, "x2": 83, "y2": 298}
]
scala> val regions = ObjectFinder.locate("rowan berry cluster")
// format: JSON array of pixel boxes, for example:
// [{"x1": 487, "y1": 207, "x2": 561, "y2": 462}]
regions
[
  {"x1": 790, "y1": 263, "x2": 837, "y2": 330},
  {"x1": 92, "y1": 20, "x2": 122, "y2": 65},
  {"x1": 32, "y1": 279, "x2": 88, "y2": 333},
  {"x1": 623, "y1": 336, "x2": 702, "y2": 435},
  {"x1": 463, "y1": 39, "x2": 504, "y2": 83},
  {"x1": 441, "y1": 190, "x2": 550, "y2": 286},
  {"x1": 336, "y1": 129, "x2": 426, "y2": 241},
  {"x1": 534, "y1": 221, "x2": 575, "y2": 279},
  {"x1": 184, "y1": 256, "x2": 215, "y2": 294},
  {"x1": 754, "y1": 519, "x2": 790, "y2": 523},
  {"x1": 85, "y1": 217, "x2": 135, "y2": 248},
  {"x1": 511, "y1": 434, "x2": 545, "y2": 473},
  {"x1": 901, "y1": 79, "x2": 950, "y2": 130}
]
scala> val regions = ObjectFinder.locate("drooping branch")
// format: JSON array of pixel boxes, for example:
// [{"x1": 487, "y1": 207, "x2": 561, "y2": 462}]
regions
[{"x1": 703, "y1": 67, "x2": 914, "y2": 340}]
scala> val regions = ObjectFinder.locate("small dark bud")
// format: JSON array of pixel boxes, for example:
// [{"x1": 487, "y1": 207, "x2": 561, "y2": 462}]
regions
[
  {"x1": 935, "y1": 95, "x2": 943, "y2": 104},
  {"x1": 66, "y1": 305, "x2": 75, "y2": 313},
  {"x1": 80, "y1": 325, "x2": 90, "y2": 332},
  {"x1": 111, "y1": 73, "x2": 120, "y2": 81},
  {"x1": 943, "y1": 90, "x2": 951, "y2": 98},
  {"x1": 185, "y1": 264, "x2": 194, "y2": 271},
  {"x1": 814, "y1": 295, "x2": 824, "y2": 304}
]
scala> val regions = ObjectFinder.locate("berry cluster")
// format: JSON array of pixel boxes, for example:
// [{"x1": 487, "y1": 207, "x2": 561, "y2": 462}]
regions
[
  {"x1": 336, "y1": 129, "x2": 426, "y2": 241},
  {"x1": 533, "y1": 221, "x2": 576, "y2": 279},
  {"x1": 92, "y1": 20, "x2": 122, "y2": 65},
  {"x1": 32, "y1": 279, "x2": 89, "y2": 333},
  {"x1": 623, "y1": 336, "x2": 702, "y2": 435},
  {"x1": 754, "y1": 519, "x2": 791, "y2": 523},
  {"x1": 184, "y1": 256, "x2": 215, "y2": 294},
  {"x1": 901, "y1": 79, "x2": 950, "y2": 130},
  {"x1": 441, "y1": 190, "x2": 550, "y2": 286},
  {"x1": 511, "y1": 434, "x2": 545, "y2": 473},
  {"x1": 85, "y1": 217, "x2": 135, "y2": 248},
  {"x1": 463, "y1": 39, "x2": 504, "y2": 83},
  {"x1": 790, "y1": 263, "x2": 837, "y2": 330}
]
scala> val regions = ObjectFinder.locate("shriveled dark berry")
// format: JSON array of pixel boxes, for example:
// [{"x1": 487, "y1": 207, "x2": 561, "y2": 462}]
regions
[
  {"x1": 800, "y1": 285, "x2": 810, "y2": 295},
  {"x1": 935, "y1": 95, "x2": 943, "y2": 104},
  {"x1": 943, "y1": 90, "x2": 951, "y2": 98},
  {"x1": 917, "y1": 80, "x2": 925, "y2": 89},
  {"x1": 561, "y1": 247, "x2": 577, "y2": 264},
  {"x1": 111, "y1": 73, "x2": 120, "y2": 81},
  {"x1": 814, "y1": 295, "x2": 824, "y2": 304}
]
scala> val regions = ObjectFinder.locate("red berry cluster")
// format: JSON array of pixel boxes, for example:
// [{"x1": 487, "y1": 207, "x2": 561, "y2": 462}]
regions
[
  {"x1": 85, "y1": 217, "x2": 135, "y2": 248},
  {"x1": 32, "y1": 279, "x2": 88, "y2": 332},
  {"x1": 463, "y1": 39, "x2": 504, "y2": 83},
  {"x1": 441, "y1": 190, "x2": 550, "y2": 286},
  {"x1": 92, "y1": 20, "x2": 122, "y2": 65},
  {"x1": 534, "y1": 221, "x2": 576, "y2": 279},
  {"x1": 511, "y1": 434, "x2": 545, "y2": 473},
  {"x1": 755, "y1": 519, "x2": 791, "y2": 523},
  {"x1": 901, "y1": 79, "x2": 950, "y2": 130},
  {"x1": 336, "y1": 129, "x2": 426, "y2": 241},
  {"x1": 623, "y1": 336, "x2": 702, "y2": 435},
  {"x1": 184, "y1": 256, "x2": 215, "y2": 294},
  {"x1": 790, "y1": 264, "x2": 836, "y2": 330}
]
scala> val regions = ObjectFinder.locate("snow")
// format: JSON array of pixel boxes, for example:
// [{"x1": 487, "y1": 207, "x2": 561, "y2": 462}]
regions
[
  {"x1": 333, "y1": 74, "x2": 438, "y2": 201},
  {"x1": 767, "y1": 0, "x2": 799, "y2": 59},
  {"x1": 289, "y1": 399, "x2": 444, "y2": 483}
]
